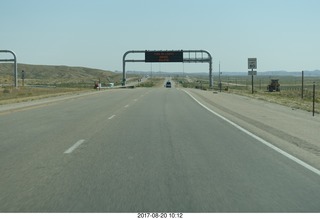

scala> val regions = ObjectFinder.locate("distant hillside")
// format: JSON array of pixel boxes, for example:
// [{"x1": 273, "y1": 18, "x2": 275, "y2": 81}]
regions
[
  {"x1": 127, "y1": 70, "x2": 320, "y2": 77},
  {"x1": 0, "y1": 63, "x2": 122, "y2": 86},
  {"x1": 0, "y1": 63, "x2": 116, "y2": 79}
]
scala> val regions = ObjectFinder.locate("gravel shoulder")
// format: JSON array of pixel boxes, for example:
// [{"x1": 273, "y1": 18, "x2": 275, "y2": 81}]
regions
[{"x1": 185, "y1": 88, "x2": 320, "y2": 171}]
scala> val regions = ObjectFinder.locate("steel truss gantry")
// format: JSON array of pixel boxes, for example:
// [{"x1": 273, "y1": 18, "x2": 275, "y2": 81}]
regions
[{"x1": 122, "y1": 50, "x2": 213, "y2": 88}]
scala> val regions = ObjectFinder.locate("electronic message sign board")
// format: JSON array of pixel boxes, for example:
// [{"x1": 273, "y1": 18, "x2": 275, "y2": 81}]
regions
[{"x1": 145, "y1": 51, "x2": 183, "y2": 62}]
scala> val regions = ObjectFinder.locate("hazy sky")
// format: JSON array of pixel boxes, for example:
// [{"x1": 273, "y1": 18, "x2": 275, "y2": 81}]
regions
[{"x1": 1, "y1": 0, "x2": 319, "y2": 73}]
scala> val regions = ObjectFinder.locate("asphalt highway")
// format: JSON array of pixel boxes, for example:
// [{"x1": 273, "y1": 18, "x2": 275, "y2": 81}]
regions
[{"x1": 1, "y1": 87, "x2": 320, "y2": 212}]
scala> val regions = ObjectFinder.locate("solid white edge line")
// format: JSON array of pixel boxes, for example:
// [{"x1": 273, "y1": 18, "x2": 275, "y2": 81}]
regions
[
  {"x1": 183, "y1": 90, "x2": 320, "y2": 177},
  {"x1": 64, "y1": 139, "x2": 85, "y2": 154}
]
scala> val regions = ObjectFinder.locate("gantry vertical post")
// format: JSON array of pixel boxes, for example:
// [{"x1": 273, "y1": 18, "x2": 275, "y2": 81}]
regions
[{"x1": 0, "y1": 50, "x2": 18, "y2": 88}]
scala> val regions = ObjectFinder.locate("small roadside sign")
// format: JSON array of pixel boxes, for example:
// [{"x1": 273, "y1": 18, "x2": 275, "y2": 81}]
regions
[
  {"x1": 248, "y1": 58, "x2": 257, "y2": 69},
  {"x1": 248, "y1": 58, "x2": 257, "y2": 94}
]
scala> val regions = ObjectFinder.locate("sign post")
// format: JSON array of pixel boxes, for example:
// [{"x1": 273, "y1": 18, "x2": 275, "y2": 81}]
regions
[
  {"x1": 301, "y1": 71, "x2": 304, "y2": 99},
  {"x1": 248, "y1": 58, "x2": 257, "y2": 94},
  {"x1": 313, "y1": 82, "x2": 315, "y2": 117},
  {"x1": 21, "y1": 70, "x2": 25, "y2": 87}
]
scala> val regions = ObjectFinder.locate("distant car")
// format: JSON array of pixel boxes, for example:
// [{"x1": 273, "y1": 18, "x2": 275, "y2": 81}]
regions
[{"x1": 165, "y1": 81, "x2": 172, "y2": 88}]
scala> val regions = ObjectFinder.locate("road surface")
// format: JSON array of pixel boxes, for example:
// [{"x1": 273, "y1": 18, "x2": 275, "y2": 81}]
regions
[{"x1": 1, "y1": 87, "x2": 320, "y2": 212}]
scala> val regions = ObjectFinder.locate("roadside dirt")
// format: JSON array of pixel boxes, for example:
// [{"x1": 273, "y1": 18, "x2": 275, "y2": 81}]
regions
[{"x1": 185, "y1": 88, "x2": 320, "y2": 171}]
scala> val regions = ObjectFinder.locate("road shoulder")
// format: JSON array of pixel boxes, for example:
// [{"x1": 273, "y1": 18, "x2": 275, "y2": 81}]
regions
[{"x1": 184, "y1": 88, "x2": 320, "y2": 170}]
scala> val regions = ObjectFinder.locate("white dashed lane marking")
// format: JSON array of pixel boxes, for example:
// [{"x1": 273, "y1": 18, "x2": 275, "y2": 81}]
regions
[
  {"x1": 64, "y1": 139, "x2": 85, "y2": 154},
  {"x1": 108, "y1": 115, "x2": 116, "y2": 120}
]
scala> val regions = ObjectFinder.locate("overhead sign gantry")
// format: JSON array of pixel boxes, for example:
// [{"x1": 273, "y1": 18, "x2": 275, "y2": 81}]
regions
[{"x1": 122, "y1": 50, "x2": 213, "y2": 88}]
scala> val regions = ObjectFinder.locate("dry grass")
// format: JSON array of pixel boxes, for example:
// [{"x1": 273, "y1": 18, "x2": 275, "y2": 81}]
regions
[
  {"x1": 222, "y1": 81, "x2": 320, "y2": 114},
  {"x1": 137, "y1": 77, "x2": 165, "y2": 88},
  {"x1": 0, "y1": 87, "x2": 89, "y2": 105},
  {"x1": 228, "y1": 89, "x2": 319, "y2": 113},
  {"x1": 173, "y1": 75, "x2": 320, "y2": 114}
]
